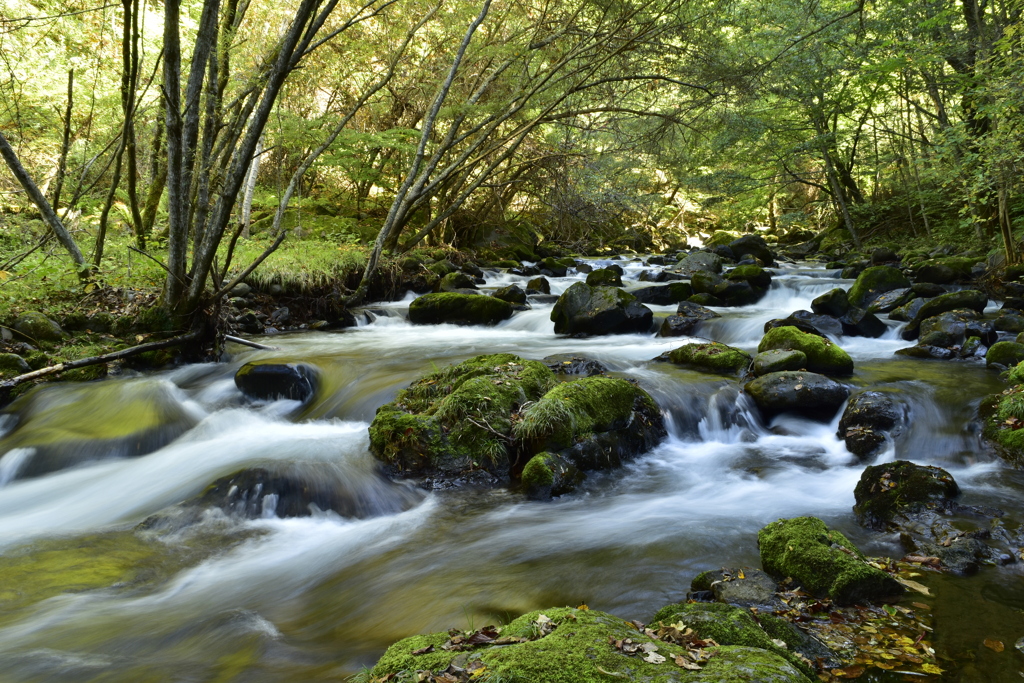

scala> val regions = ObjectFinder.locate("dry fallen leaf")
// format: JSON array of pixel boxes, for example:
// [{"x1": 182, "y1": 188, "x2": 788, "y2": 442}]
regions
[
  {"x1": 642, "y1": 651, "x2": 666, "y2": 664},
  {"x1": 984, "y1": 638, "x2": 1005, "y2": 652},
  {"x1": 896, "y1": 577, "x2": 932, "y2": 596}
]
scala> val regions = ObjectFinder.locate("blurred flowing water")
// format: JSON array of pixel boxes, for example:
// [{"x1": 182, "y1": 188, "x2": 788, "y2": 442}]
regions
[{"x1": 0, "y1": 259, "x2": 1021, "y2": 681}]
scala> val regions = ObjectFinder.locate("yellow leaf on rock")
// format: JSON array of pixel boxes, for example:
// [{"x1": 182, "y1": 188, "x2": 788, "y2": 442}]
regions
[
  {"x1": 921, "y1": 663, "x2": 944, "y2": 675},
  {"x1": 897, "y1": 578, "x2": 932, "y2": 596}
]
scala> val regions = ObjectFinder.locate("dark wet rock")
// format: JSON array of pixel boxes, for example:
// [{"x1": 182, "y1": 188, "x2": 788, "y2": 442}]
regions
[
  {"x1": 676, "y1": 251, "x2": 724, "y2": 276},
  {"x1": 574, "y1": 262, "x2": 593, "y2": 274},
  {"x1": 520, "y1": 451, "x2": 583, "y2": 499},
  {"x1": 912, "y1": 282, "x2": 947, "y2": 298},
  {"x1": 461, "y1": 262, "x2": 484, "y2": 278},
  {"x1": 526, "y1": 276, "x2": 550, "y2": 294},
  {"x1": 764, "y1": 314, "x2": 835, "y2": 338},
  {"x1": 439, "y1": 271, "x2": 479, "y2": 292},
  {"x1": 13, "y1": 312, "x2": 64, "y2": 343},
  {"x1": 542, "y1": 354, "x2": 608, "y2": 376},
  {"x1": 866, "y1": 287, "x2": 912, "y2": 314},
  {"x1": 915, "y1": 536, "x2": 992, "y2": 576},
  {"x1": 409, "y1": 293, "x2": 513, "y2": 326},
  {"x1": 913, "y1": 262, "x2": 956, "y2": 284},
  {"x1": 853, "y1": 460, "x2": 960, "y2": 531},
  {"x1": 235, "y1": 361, "x2": 320, "y2": 402},
  {"x1": 758, "y1": 516, "x2": 904, "y2": 605},
  {"x1": 510, "y1": 265, "x2": 541, "y2": 277},
  {"x1": 994, "y1": 312, "x2": 1024, "y2": 333},
  {"x1": 841, "y1": 264, "x2": 866, "y2": 279},
  {"x1": 491, "y1": 284, "x2": 527, "y2": 305},
  {"x1": 871, "y1": 247, "x2": 899, "y2": 264},
  {"x1": 665, "y1": 341, "x2": 752, "y2": 375},
  {"x1": 528, "y1": 293, "x2": 559, "y2": 304},
  {"x1": 1002, "y1": 297, "x2": 1024, "y2": 312},
  {"x1": 0, "y1": 380, "x2": 199, "y2": 480},
  {"x1": 840, "y1": 307, "x2": 887, "y2": 338},
  {"x1": 912, "y1": 256, "x2": 979, "y2": 284},
  {"x1": 427, "y1": 260, "x2": 458, "y2": 277},
  {"x1": 586, "y1": 268, "x2": 623, "y2": 287},
  {"x1": 902, "y1": 289, "x2": 988, "y2": 339},
  {"x1": 550, "y1": 283, "x2": 653, "y2": 336},
  {"x1": 889, "y1": 297, "x2": 929, "y2": 323},
  {"x1": 229, "y1": 282, "x2": 252, "y2": 297},
  {"x1": 811, "y1": 288, "x2": 850, "y2": 317},
  {"x1": 837, "y1": 391, "x2": 905, "y2": 459},
  {"x1": 658, "y1": 302, "x2": 720, "y2": 337},
  {"x1": 986, "y1": 341, "x2": 1024, "y2": 369},
  {"x1": 894, "y1": 344, "x2": 956, "y2": 360},
  {"x1": 744, "y1": 371, "x2": 849, "y2": 420},
  {"x1": 758, "y1": 326, "x2": 853, "y2": 375},
  {"x1": 538, "y1": 257, "x2": 568, "y2": 277},
  {"x1": 370, "y1": 606, "x2": 812, "y2": 683},
  {"x1": 632, "y1": 282, "x2": 693, "y2": 306},
  {"x1": 193, "y1": 465, "x2": 420, "y2": 519},
  {"x1": 604, "y1": 263, "x2": 625, "y2": 276},
  {"x1": 691, "y1": 567, "x2": 783, "y2": 611},
  {"x1": 268, "y1": 306, "x2": 291, "y2": 325},
  {"x1": 712, "y1": 244, "x2": 736, "y2": 261},
  {"x1": 751, "y1": 349, "x2": 807, "y2": 377},
  {"x1": 848, "y1": 266, "x2": 912, "y2": 309},
  {"x1": 688, "y1": 292, "x2": 724, "y2": 306},
  {"x1": 728, "y1": 234, "x2": 775, "y2": 265}
]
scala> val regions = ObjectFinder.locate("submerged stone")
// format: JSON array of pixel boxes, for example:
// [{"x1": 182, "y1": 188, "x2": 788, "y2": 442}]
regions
[{"x1": 235, "y1": 361, "x2": 320, "y2": 402}]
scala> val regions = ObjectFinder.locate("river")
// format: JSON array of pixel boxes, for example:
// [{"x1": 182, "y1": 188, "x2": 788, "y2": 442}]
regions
[{"x1": 0, "y1": 258, "x2": 1021, "y2": 681}]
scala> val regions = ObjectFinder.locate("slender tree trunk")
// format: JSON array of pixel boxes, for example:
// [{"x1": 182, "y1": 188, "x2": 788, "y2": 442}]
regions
[
  {"x1": 141, "y1": 106, "x2": 166, "y2": 235},
  {"x1": 239, "y1": 137, "x2": 262, "y2": 238},
  {"x1": 51, "y1": 69, "x2": 74, "y2": 214},
  {"x1": 162, "y1": 0, "x2": 187, "y2": 306},
  {"x1": 0, "y1": 131, "x2": 87, "y2": 270}
]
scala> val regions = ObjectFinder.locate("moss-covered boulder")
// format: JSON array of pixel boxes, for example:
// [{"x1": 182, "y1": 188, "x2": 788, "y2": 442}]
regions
[
  {"x1": 912, "y1": 256, "x2": 980, "y2": 284},
  {"x1": 438, "y1": 271, "x2": 479, "y2": 292},
  {"x1": 986, "y1": 341, "x2": 1024, "y2": 369},
  {"x1": 234, "y1": 361, "x2": 320, "y2": 402},
  {"x1": 526, "y1": 276, "x2": 550, "y2": 294},
  {"x1": 744, "y1": 371, "x2": 849, "y2": 420},
  {"x1": 811, "y1": 288, "x2": 850, "y2": 317},
  {"x1": 520, "y1": 452, "x2": 583, "y2": 499},
  {"x1": 758, "y1": 517, "x2": 904, "y2": 605},
  {"x1": 370, "y1": 607, "x2": 811, "y2": 683},
  {"x1": 650, "y1": 602, "x2": 810, "y2": 677},
  {"x1": 0, "y1": 379, "x2": 200, "y2": 480},
  {"x1": 0, "y1": 353, "x2": 30, "y2": 379},
  {"x1": 586, "y1": 268, "x2": 623, "y2": 287},
  {"x1": 853, "y1": 460, "x2": 960, "y2": 531},
  {"x1": 758, "y1": 326, "x2": 853, "y2": 375},
  {"x1": 409, "y1": 293, "x2": 513, "y2": 326},
  {"x1": 539, "y1": 257, "x2": 569, "y2": 277},
  {"x1": 727, "y1": 264, "x2": 772, "y2": 288},
  {"x1": 550, "y1": 283, "x2": 653, "y2": 336},
  {"x1": 369, "y1": 354, "x2": 555, "y2": 479},
  {"x1": 667, "y1": 341, "x2": 751, "y2": 375},
  {"x1": 514, "y1": 375, "x2": 665, "y2": 473},
  {"x1": 847, "y1": 266, "x2": 911, "y2": 309},
  {"x1": 751, "y1": 349, "x2": 807, "y2": 376},
  {"x1": 13, "y1": 311, "x2": 64, "y2": 343},
  {"x1": 837, "y1": 391, "x2": 904, "y2": 459}
]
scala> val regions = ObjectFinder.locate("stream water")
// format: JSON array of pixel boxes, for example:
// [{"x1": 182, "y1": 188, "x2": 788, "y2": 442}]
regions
[{"x1": 0, "y1": 259, "x2": 1022, "y2": 682}]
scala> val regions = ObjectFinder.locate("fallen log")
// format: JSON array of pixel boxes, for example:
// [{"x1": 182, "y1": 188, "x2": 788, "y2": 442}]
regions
[{"x1": 0, "y1": 330, "x2": 201, "y2": 389}]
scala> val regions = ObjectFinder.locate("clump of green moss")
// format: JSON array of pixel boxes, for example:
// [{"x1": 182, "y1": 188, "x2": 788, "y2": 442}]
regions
[
  {"x1": 408, "y1": 292, "x2": 513, "y2": 326},
  {"x1": 758, "y1": 517, "x2": 903, "y2": 605},
  {"x1": 667, "y1": 341, "x2": 752, "y2": 375},
  {"x1": 758, "y1": 326, "x2": 853, "y2": 376}
]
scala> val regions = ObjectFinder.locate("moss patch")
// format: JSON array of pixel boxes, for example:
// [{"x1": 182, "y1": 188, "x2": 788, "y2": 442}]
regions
[
  {"x1": 758, "y1": 326, "x2": 853, "y2": 376},
  {"x1": 852, "y1": 460, "x2": 959, "y2": 530},
  {"x1": 408, "y1": 293, "x2": 513, "y2": 326},
  {"x1": 757, "y1": 517, "x2": 903, "y2": 605},
  {"x1": 847, "y1": 266, "x2": 911, "y2": 308},
  {"x1": 667, "y1": 341, "x2": 751, "y2": 375}
]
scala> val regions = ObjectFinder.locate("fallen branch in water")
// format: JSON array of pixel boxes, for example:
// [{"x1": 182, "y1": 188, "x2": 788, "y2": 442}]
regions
[
  {"x1": 224, "y1": 334, "x2": 278, "y2": 350},
  {"x1": 0, "y1": 330, "x2": 201, "y2": 388}
]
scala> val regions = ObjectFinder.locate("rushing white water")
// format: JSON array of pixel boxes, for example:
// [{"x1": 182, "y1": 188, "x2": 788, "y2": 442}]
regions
[{"x1": 0, "y1": 256, "x2": 1018, "y2": 681}]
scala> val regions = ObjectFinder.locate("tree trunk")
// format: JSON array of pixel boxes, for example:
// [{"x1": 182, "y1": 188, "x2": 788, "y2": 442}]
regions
[
  {"x1": 51, "y1": 69, "x2": 74, "y2": 214},
  {"x1": 239, "y1": 136, "x2": 263, "y2": 238},
  {"x1": 0, "y1": 131, "x2": 87, "y2": 271}
]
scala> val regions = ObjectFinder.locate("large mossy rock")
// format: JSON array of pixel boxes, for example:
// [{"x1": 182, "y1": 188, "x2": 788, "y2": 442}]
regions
[
  {"x1": 811, "y1": 288, "x2": 850, "y2": 317},
  {"x1": 911, "y1": 256, "x2": 980, "y2": 284},
  {"x1": 370, "y1": 607, "x2": 811, "y2": 683},
  {"x1": 438, "y1": 271, "x2": 478, "y2": 292},
  {"x1": 633, "y1": 282, "x2": 693, "y2": 306},
  {"x1": 837, "y1": 391, "x2": 904, "y2": 459},
  {"x1": 514, "y1": 375, "x2": 665, "y2": 473},
  {"x1": 758, "y1": 517, "x2": 904, "y2": 605},
  {"x1": 677, "y1": 251, "x2": 724, "y2": 276},
  {"x1": 667, "y1": 341, "x2": 751, "y2": 375},
  {"x1": 744, "y1": 371, "x2": 849, "y2": 420},
  {"x1": 369, "y1": 354, "x2": 555, "y2": 478},
  {"x1": 853, "y1": 460, "x2": 960, "y2": 531},
  {"x1": 0, "y1": 353, "x2": 30, "y2": 379},
  {"x1": 650, "y1": 602, "x2": 811, "y2": 678},
  {"x1": 234, "y1": 361, "x2": 320, "y2": 402},
  {"x1": 520, "y1": 451, "x2": 583, "y2": 499},
  {"x1": 13, "y1": 311, "x2": 64, "y2": 343},
  {"x1": 586, "y1": 267, "x2": 623, "y2": 287},
  {"x1": 0, "y1": 379, "x2": 199, "y2": 480},
  {"x1": 750, "y1": 349, "x2": 807, "y2": 376},
  {"x1": 986, "y1": 341, "x2": 1024, "y2": 369},
  {"x1": 409, "y1": 293, "x2": 513, "y2": 326},
  {"x1": 847, "y1": 266, "x2": 911, "y2": 309},
  {"x1": 758, "y1": 325, "x2": 853, "y2": 375},
  {"x1": 726, "y1": 264, "x2": 772, "y2": 288},
  {"x1": 551, "y1": 282, "x2": 653, "y2": 336}
]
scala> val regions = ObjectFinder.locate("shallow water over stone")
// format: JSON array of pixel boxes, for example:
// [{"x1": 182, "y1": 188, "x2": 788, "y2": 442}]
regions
[{"x1": 0, "y1": 260, "x2": 1021, "y2": 681}]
